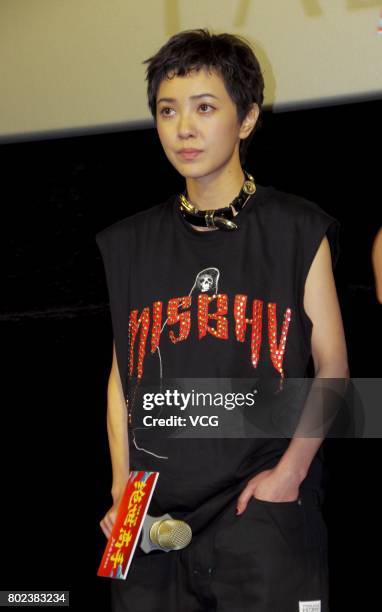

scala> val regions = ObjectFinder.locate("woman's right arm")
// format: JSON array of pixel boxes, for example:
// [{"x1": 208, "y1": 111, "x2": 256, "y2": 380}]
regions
[
  {"x1": 99, "y1": 340, "x2": 130, "y2": 538},
  {"x1": 107, "y1": 340, "x2": 130, "y2": 498}
]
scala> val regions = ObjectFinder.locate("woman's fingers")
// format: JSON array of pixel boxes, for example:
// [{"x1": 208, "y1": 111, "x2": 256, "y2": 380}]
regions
[
  {"x1": 100, "y1": 498, "x2": 123, "y2": 539},
  {"x1": 100, "y1": 509, "x2": 115, "y2": 538}
]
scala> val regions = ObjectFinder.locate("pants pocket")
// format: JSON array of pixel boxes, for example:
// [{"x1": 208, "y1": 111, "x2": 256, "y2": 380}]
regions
[
  {"x1": 211, "y1": 493, "x2": 329, "y2": 610},
  {"x1": 212, "y1": 494, "x2": 306, "y2": 562}
]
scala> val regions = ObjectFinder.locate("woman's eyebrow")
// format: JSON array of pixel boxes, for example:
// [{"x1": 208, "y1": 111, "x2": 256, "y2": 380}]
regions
[{"x1": 157, "y1": 93, "x2": 220, "y2": 104}]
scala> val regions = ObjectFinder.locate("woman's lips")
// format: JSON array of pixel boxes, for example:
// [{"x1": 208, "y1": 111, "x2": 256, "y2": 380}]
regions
[{"x1": 178, "y1": 150, "x2": 203, "y2": 160}]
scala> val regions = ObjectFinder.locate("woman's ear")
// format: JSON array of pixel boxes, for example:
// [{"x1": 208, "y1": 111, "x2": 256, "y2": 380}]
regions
[{"x1": 239, "y1": 103, "x2": 260, "y2": 140}]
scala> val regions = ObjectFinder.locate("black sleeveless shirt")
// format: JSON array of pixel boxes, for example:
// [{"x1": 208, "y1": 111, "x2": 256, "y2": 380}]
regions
[{"x1": 95, "y1": 182, "x2": 340, "y2": 529}]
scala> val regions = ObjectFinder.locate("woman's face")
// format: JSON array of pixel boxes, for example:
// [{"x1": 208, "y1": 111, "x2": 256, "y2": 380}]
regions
[{"x1": 155, "y1": 66, "x2": 255, "y2": 179}]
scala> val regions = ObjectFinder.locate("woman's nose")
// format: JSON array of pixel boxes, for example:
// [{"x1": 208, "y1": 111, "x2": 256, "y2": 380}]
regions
[{"x1": 177, "y1": 114, "x2": 195, "y2": 136}]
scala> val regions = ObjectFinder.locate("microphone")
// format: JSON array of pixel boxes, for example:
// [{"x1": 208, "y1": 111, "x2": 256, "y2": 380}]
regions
[{"x1": 139, "y1": 512, "x2": 192, "y2": 553}]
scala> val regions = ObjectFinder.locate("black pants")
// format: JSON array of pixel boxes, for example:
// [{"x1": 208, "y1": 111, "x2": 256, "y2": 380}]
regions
[{"x1": 111, "y1": 487, "x2": 329, "y2": 612}]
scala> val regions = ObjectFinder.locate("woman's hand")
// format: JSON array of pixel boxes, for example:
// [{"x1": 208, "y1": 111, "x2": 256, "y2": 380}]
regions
[
  {"x1": 236, "y1": 467, "x2": 301, "y2": 515},
  {"x1": 99, "y1": 491, "x2": 124, "y2": 539}
]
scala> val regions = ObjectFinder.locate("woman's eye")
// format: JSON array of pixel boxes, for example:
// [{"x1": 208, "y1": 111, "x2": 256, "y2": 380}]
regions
[
  {"x1": 160, "y1": 107, "x2": 174, "y2": 117},
  {"x1": 159, "y1": 104, "x2": 214, "y2": 117},
  {"x1": 199, "y1": 103, "x2": 213, "y2": 112}
]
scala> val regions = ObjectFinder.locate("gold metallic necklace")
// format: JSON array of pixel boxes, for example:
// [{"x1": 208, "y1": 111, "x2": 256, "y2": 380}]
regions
[{"x1": 178, "y1": 169, "x2": 256, "y2": 230}]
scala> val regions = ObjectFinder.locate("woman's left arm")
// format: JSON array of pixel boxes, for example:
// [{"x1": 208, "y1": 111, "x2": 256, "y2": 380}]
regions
[
  {"x1": 275, "y1": 234, "x2": 350, "y2": 483},
  {"x1": 236, "y1": 236, "x2": 350, "y2": 510}
]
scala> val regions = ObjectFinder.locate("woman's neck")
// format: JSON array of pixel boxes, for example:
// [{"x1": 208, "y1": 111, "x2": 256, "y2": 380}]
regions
[{"x1": 185, "y1": 167, "x2": 246, "y2": 212}]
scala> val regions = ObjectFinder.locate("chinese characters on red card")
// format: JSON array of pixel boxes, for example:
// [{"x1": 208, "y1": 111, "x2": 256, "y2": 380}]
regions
[{"x1": 97, "y1": 471, "x2": 159, "y2": 580}]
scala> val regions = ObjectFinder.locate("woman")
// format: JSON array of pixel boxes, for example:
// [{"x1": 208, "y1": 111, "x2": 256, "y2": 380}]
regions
[{"x1": 96, "y1": 28, "x2": 349, "y2": 612}]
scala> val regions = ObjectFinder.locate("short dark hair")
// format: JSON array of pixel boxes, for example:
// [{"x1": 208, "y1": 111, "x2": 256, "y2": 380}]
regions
[{"x1": 142, "y1": 28, "x2": 264, "y2": 165}]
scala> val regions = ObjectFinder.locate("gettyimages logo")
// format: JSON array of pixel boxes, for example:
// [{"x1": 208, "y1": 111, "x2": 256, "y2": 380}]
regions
[{"x1": 299, "y1": 601, "x2": 321, "y2": 612}]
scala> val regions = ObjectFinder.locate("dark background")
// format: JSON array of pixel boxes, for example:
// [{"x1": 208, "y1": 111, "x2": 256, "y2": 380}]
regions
[{"x1": 1, "y1": 97, "x2": 381, "y2": 610}]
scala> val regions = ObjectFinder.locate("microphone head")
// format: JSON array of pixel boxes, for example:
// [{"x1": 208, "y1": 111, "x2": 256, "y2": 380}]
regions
[{"x1": 149, "y1": 519, "x2": 192, "y2": 550}]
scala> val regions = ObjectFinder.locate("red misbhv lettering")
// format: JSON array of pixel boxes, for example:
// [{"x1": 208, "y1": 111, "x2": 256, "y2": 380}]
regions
[{"x1": 128, "y1": 293, "x2": 292, "y2": 380}]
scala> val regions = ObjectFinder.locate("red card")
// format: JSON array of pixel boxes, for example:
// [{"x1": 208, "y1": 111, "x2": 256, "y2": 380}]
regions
[{"x1": 97, "y1": 471, "x2": 159, "y2": 579}]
